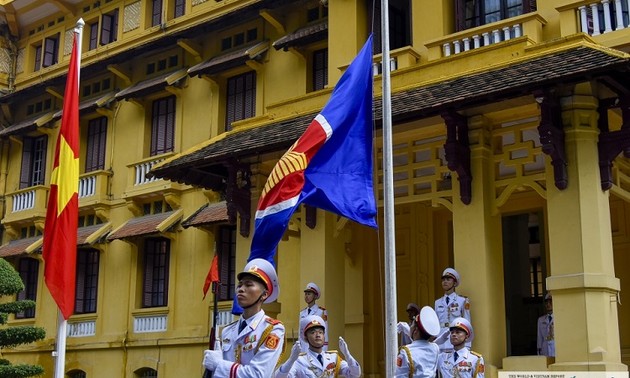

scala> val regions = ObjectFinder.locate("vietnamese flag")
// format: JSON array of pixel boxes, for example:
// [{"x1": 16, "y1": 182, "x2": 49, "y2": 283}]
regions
[
  {"x1": 43, "y1": 32, "x2": 80, "y2": 320},
  {"x1": 203, "y1": 254, "x2": 220, "y2": 299}
]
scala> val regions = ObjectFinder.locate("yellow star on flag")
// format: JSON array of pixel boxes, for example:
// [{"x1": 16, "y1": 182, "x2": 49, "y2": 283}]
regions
[{"x1": 50, "y1": 135, "x2": 79, "y2": 216}]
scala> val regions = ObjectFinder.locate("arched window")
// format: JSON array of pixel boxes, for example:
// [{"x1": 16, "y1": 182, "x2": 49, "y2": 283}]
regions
[
  {"x1": 67, "y1": 369, "x2": 86, "y2": 378},
  {"x1": 135, "y1": 368, "x2": 158, "y2": 378}
]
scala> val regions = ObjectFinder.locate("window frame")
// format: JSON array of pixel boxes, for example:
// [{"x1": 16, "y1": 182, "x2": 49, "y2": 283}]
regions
[
  {"x1": 100, "y1": 9, "x2": 119, "y2": 46},
  {"x1": 312, "y1": 48, "x2": 328, "y2": 92},
  {"x1": 150, "y1": 95, "x2": 176, "y2": 156},
  {"x1": 142, "y1": 238, "x2": 170, "y2": 308},
  {"x1": 85, "y1": 116, "x2": 108, "y2": 172},
  {"x1": 16, "y1": 258, "x2": 39, "y2": 319},
  {"x1": 225, "y1": 71, "x2": 256, "y2": 131},
  {"x1": 217, "y1": 226, "x2": 237, "y2": 301},
  {"x1": 20, "y1": 135, "x2": 48, "y2": 189},
  {"x1": 75, "y1": 248, "x2": 100, "y2": 314},
  {"x1": 455, "y1": 0, "x2": 536, "y2": 31}
]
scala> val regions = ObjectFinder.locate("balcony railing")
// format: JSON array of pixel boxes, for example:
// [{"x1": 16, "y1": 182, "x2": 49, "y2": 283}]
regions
[
  {"x1": 12, "y1": 190, "x2": 36, "y2": 212},
  {"x1": 576, "y1": 0, "x2": 630, "y2": 36},
  {"x1": 134, "y1": 314, "x2": 167, "y2": 333},
  {"x1": 131, "y1": 158, "x2": 165, "y2": 186},
  {"x1": 4, "y1": 185, "x2": 48, "y2": 224},
  {"x1": 425, "y1": 12, "x2": 547, "y2": 60},
  {"x1": 67, "y1": 320, "x2": 96, "y2": 337},
  {"x1": 78, "y1": 170, "x2": 113, "y2": 204}
]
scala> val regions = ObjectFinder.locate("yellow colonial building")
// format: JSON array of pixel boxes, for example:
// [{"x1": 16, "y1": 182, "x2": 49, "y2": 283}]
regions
[{"x1": 0, "y1": 0, "x2": 628, "y2": 376}]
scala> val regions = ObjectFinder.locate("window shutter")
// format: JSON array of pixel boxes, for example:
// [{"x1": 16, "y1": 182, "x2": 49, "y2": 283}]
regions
[
  {"x1": 34, "y1": 45, "x2": 42, "y2": 71},
  {"x1": 174, "y1": 0, "x2": 185, "y2": 18},
  {"x1": 525, "y1": 0, "x2": 537, "y2": 12},
  {"x1": 75, "y1": 250, "x2": 86, "y2": 313},
  {"x1": 455, "y1": 0, "x2": 465, "y2": 32},
  {"x1": 20, "y1": 138, "x2": 34, "y2": 189},
  {"x1": 143, "y1": 242, "x2": 155, "y2": 307},
  {"x1": 313, "y1": 49, "x2": 328, "y2": 91},
  {"x1": 152, "y1": 0, "x2": 163, "y2": 26},
  {"x1": 244, "y1": 72, "x2": 256, "y2": 119},
  {"x1": 43, "y1": 34, "x2": 59, "y2": 67},
  {"x1": 89, "y1": 22, "x2": 99, "y2": 50},
  {"x1": 32, "y1": 135, "x2": 47, "y2": 186},
  {"x1": 101, "y1": 10, "x2": 118, "y2": 45},
  {"x1": 165, "y1": 96, "x2": 175, "y2": 152}
]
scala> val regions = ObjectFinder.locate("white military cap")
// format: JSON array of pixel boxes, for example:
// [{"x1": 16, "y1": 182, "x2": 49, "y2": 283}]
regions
[
  {"x1": 450, "y1": 317, "x2": 474, "y2": 342},
  {"x1": 301, "y1": 314, "x2": 327, "y2": 336},
  {"x1": 414, "y1": 306, "x2": 441, "y2": 337},
  {"x1": 442, "y1": 268, "x2": 461, "y2": 287},
  {"x1": 304, "y1": 282, "x2": 321, "y2": 299},
  {"x1": 237, "y1": 258, "x2": 279, "y2": 303}
]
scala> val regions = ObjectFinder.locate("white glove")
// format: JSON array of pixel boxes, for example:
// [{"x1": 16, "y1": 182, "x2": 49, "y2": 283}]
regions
[
  {"x1": 339, "y1": 337, "x2": 361, "y2": 377},
  {"x1": 203, "y1": 349, "x2": 222, "y2": 371},
  {"x1": 434, "y1": 329, "x2": 449, "y2": 345},
  {"x1": 397, "y1": 322, "x2": 410, "y2": 336},
  {"x1": 278, "y1": 342, "x2": 302, "y2": 374}
]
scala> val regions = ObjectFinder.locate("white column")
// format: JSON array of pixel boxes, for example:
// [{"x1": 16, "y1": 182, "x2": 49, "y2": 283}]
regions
[
  {"x1": 602, "y1": 0, "x2": 613, "y2": 33},
  {"x1": 614, "y1": 0, "x2": 624, "y2": 29},
  {"x1": 482, "y1": 32, "x2": 490, "y2": 45},
  {"x1": 473, "y1": 35, "x2": 481, "y2": 48},
  {"x1": 579, "y1": 6, "x2": 589, "y2": 34},
  {"x1": 513, "y1": 24, "x2": 522, "y2": 37},
  {"x1": 453, "y1": 40, "x2": 461, "y2": 54},
  {"x1": 503, "y1": 26, "x2": 511, "y2": 40},
  {"x1": 443, "y1": 43, "x2": 451, "y2": 57},
  {"x1": 462, "y1": 37, "x2": 470, "y2": 51},
  {"x1": 492, "y1": 29, "x2": 501, "y2": 43}
]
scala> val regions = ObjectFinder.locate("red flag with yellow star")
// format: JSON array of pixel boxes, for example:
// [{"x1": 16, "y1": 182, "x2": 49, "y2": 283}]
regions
[{"x1": 43, "y1": 32, "x2": 80, "y2": 320}]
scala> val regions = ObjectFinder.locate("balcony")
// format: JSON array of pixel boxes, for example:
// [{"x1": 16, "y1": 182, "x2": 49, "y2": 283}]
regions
[
  {"x1": 425, "y1": 12, "x2": 547, "y2": 60},
  {"x1": 123, "y1": 154, "x2": 188, "y2": 202},
  {"x1": 78, "y1": 170, "x2": 113, "y2": 207},
  {"x1": 558, "y1": 0, "x2": 630, "y2": 48},
  {"x1": 2, "y1": 185, "x2": 48, "y2": 225}
]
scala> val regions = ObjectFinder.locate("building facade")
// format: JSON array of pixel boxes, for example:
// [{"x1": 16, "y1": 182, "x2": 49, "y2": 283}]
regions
[{"x1": 0, "y1": 0, "x2": 628, "y2": 377}]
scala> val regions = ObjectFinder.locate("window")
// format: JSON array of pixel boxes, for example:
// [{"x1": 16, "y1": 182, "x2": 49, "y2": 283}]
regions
[
  {"x1": 312, "y1": 49, "x2": 328, "y2": 91},
  {"x1": 225, "y1": 71, "x2": 256, "y2": 131},
  {"x1": 16, "y1": 258, "x2": 39, "y2": 319},
  {"x1": 371, "y1": 0, "x2": 410, "y2": 54},
  {"x1": 100, "y1": 9, "x2": 119, "y2": 45},
  {"x1": 85, "y1": 117, "x2": 107, "y2": 172},
  {"x1": 217, "y1": 226, "x2": 236, "y2": 301},
  {"x1": 142, "y1": 238, "x2": 170, "y2": 308},
  {"x1": 33, "y1": 45, "x2": 42, "y2": 71},
  {"x1": 136, "y1": 368, "x2": 158, "y2": 378},
  {"x1": 152, "y1": 0, "x2": 163, "y2": 26},
  {"x1": 455, "y1": 0, "x2": 536, "y2": 31},
  {"x1": 150, "y1": 96, "x2": 176, "y2": 156},
  {"x1": 89, "y1": 21, "x2": 99, "y2": 50},
  {"x1": 75, "y1": 249, "x2": 100, "y2": 314},
  {"x1": 20, "y1": 136, "x2": 48, "y2": 189},
  {"x1": 42, "y1": 33, "x2": 60, "y2": 68},
  {"x1": 68, "y1": 370, "x2": 86, "y2": 378},
  {"x1": 174, "y1": 0, "x2": 186, "y2": 18}
]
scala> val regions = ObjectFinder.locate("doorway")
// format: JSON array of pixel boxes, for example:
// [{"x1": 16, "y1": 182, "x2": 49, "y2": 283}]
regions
[{"x1": 502, "y1": 212, "x2": 548, "y2": 356}]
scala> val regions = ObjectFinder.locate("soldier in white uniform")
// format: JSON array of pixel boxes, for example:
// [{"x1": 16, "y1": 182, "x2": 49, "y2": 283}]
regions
[
  {"x1": 203, "y1": 258, "x2": 285, "y2": 377},
  {"x1": 397, "y1": 302, "x2": 420, "y2": 346},
  {"x1": 395, "y1": 306, "x2": 441, "y2": 378},
  {"x1": 537, "y1": 292, "x2": 555, "y2": 357},
  {"x1": 437, "y1": 317, "x2": 484, "y2": 378},
  {"x1": 275, "y1": 315, "x2": 361, "y2": 377},
  {"x1": 299, "y1": 282, "x2": 329, "y2": 351},
  {"x1": 434, "y1": 268, "x2": 471, "y2": 352}
]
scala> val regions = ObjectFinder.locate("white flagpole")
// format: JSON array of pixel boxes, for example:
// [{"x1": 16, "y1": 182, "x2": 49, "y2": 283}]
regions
[
  {"x1": 380, "y1": 0, "x2": 398, "y2": 376},
  {"x1": 53, "y1": 18, "x2": 83, "y2": 378}
]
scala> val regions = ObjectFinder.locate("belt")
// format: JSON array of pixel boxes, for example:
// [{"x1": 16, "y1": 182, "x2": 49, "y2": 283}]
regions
[{"x1": 443, "y1": 322, "x2": 450, "y2": 327}]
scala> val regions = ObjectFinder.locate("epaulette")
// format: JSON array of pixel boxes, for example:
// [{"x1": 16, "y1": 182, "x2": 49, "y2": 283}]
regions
[
  {"x1": 299, "y1": 352, "x2": 307, "y2": 356},
  {"x1": 265, "y1": 317, "x2": 282, "y2": 325},
  {"x1": 471, "y1": 351, "x2": 482, "y2": 358},
  {"x1": 226, "y1": 319, "x2": 239, "y2": 327},
  {"x1": 325, "y1": 350, "x2": 338, "y2": 354}
]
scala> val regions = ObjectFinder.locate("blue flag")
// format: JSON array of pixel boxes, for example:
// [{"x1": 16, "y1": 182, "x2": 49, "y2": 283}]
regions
[
  {"x1": 251, "y1": 34, "x2": 375, "y2": 263},
  {"x1": 232, "y1": 35, "x2": 376, "y2": 314}
]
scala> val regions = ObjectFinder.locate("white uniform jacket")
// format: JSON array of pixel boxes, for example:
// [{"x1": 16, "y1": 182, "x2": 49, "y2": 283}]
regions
[
  {"x1": 437, "y1": 347, "x2": 484, "y2": 378},
  {"x1": 215, "y1": 310, "x2": 285, "y2": 378},
  {"x1": 434, "y1": 293, "x2": 471, "y2": 351},
  {"x1": 395, "y1": 339, "x2": 439, "y2": 378},
  {"x1": 299, "y1": 304, "x2": 328, "y2": 351},
  {"x1": 275, "y1": 350, "x2": 360, "y2": 378},
  {"x1": 537, "y1": 313, "x2": 555, "y2": 357}
]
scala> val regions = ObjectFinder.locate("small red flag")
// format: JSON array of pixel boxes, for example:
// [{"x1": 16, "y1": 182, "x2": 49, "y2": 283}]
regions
[
  {"x1": 43, "y1": 32, "x2": 80, "y2": 320},
  {"x1": 203, "y1": 254, "x2": 220, "y2": 299}
]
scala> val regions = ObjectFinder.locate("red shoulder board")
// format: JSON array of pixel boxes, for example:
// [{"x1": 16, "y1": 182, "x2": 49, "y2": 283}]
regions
[{"x1": 265, "y1": 317, "x2": 282, "y2": 325}]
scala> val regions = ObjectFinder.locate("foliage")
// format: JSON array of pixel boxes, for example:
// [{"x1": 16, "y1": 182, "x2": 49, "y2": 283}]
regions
[{"x1": 0, "y1": 259, "x2": 46, "y2": 377}]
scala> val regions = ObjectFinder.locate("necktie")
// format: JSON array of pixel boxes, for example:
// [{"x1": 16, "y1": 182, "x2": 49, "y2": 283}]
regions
[
  {"x1": 317, "y1": 354, "x2": 324, "y2": 366},
  {"x1": 446, "y1": 296, "x2": 450, "y2": 305},
  {"x1": 453, "y1": 351, "x2": 459, "y2": 362},
  {"x1": 308, "y1": 308, "x2": 311, "y2": 314},
  {"x1": 548, "y1": 314, "x2": 552, "y2": 323},
  {"x1": 238, "y1": 320, "x2": 247, "y2": 333}
]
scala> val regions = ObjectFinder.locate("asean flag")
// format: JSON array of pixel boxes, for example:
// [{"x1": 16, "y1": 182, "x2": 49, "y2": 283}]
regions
[
  {"x1": 249, "y1": 35, "x2": 377, "y2": 263},
  {"x1": 43, "y1": 32, "x2": 80, "y2": 320}
]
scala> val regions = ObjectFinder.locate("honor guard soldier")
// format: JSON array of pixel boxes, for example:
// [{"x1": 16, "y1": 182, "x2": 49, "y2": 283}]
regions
[
  {"x1": 437, "y1": 317, "x2": 484, "y2": 378},
  {"x1": 537, "y1": 292, "x2": 555, "y2": 357},
  {"x1": 397, "y1": 303, "x2": 420, "y2": 346},
  {"x1": 434, "y1": 268, "x2": 471, "y2": 352},
  {"x1": 203, "y1": 258, "x2": 285, "y2": 377},
  {"x1": 275, "y1": 315, "x2": 361, "y2": 378},
  {"x1": 395, "y1": 306, "x2": 441, "y2": 378},
  {"x1": 299, "y1": 282, "x2": 329, "y2": 351}
]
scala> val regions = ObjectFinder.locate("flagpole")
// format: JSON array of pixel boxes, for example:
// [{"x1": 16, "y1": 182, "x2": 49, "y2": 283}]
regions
[
  {"x1": 53, "y1": 18, "x2": 83, "y2": 378},
  {"x1": 380, "y1": 0, "x2": 398, "y2": 376}
]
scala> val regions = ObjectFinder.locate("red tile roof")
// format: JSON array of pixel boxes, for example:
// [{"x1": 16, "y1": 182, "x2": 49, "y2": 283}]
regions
[{"x1": 182, "y1": 202, "x2": 230, "y2": 228}]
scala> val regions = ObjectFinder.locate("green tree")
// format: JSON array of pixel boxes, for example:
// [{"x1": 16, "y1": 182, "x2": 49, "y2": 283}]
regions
[{"x1": 0, "y1": 258, "x2": 45, "y2": 377}]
